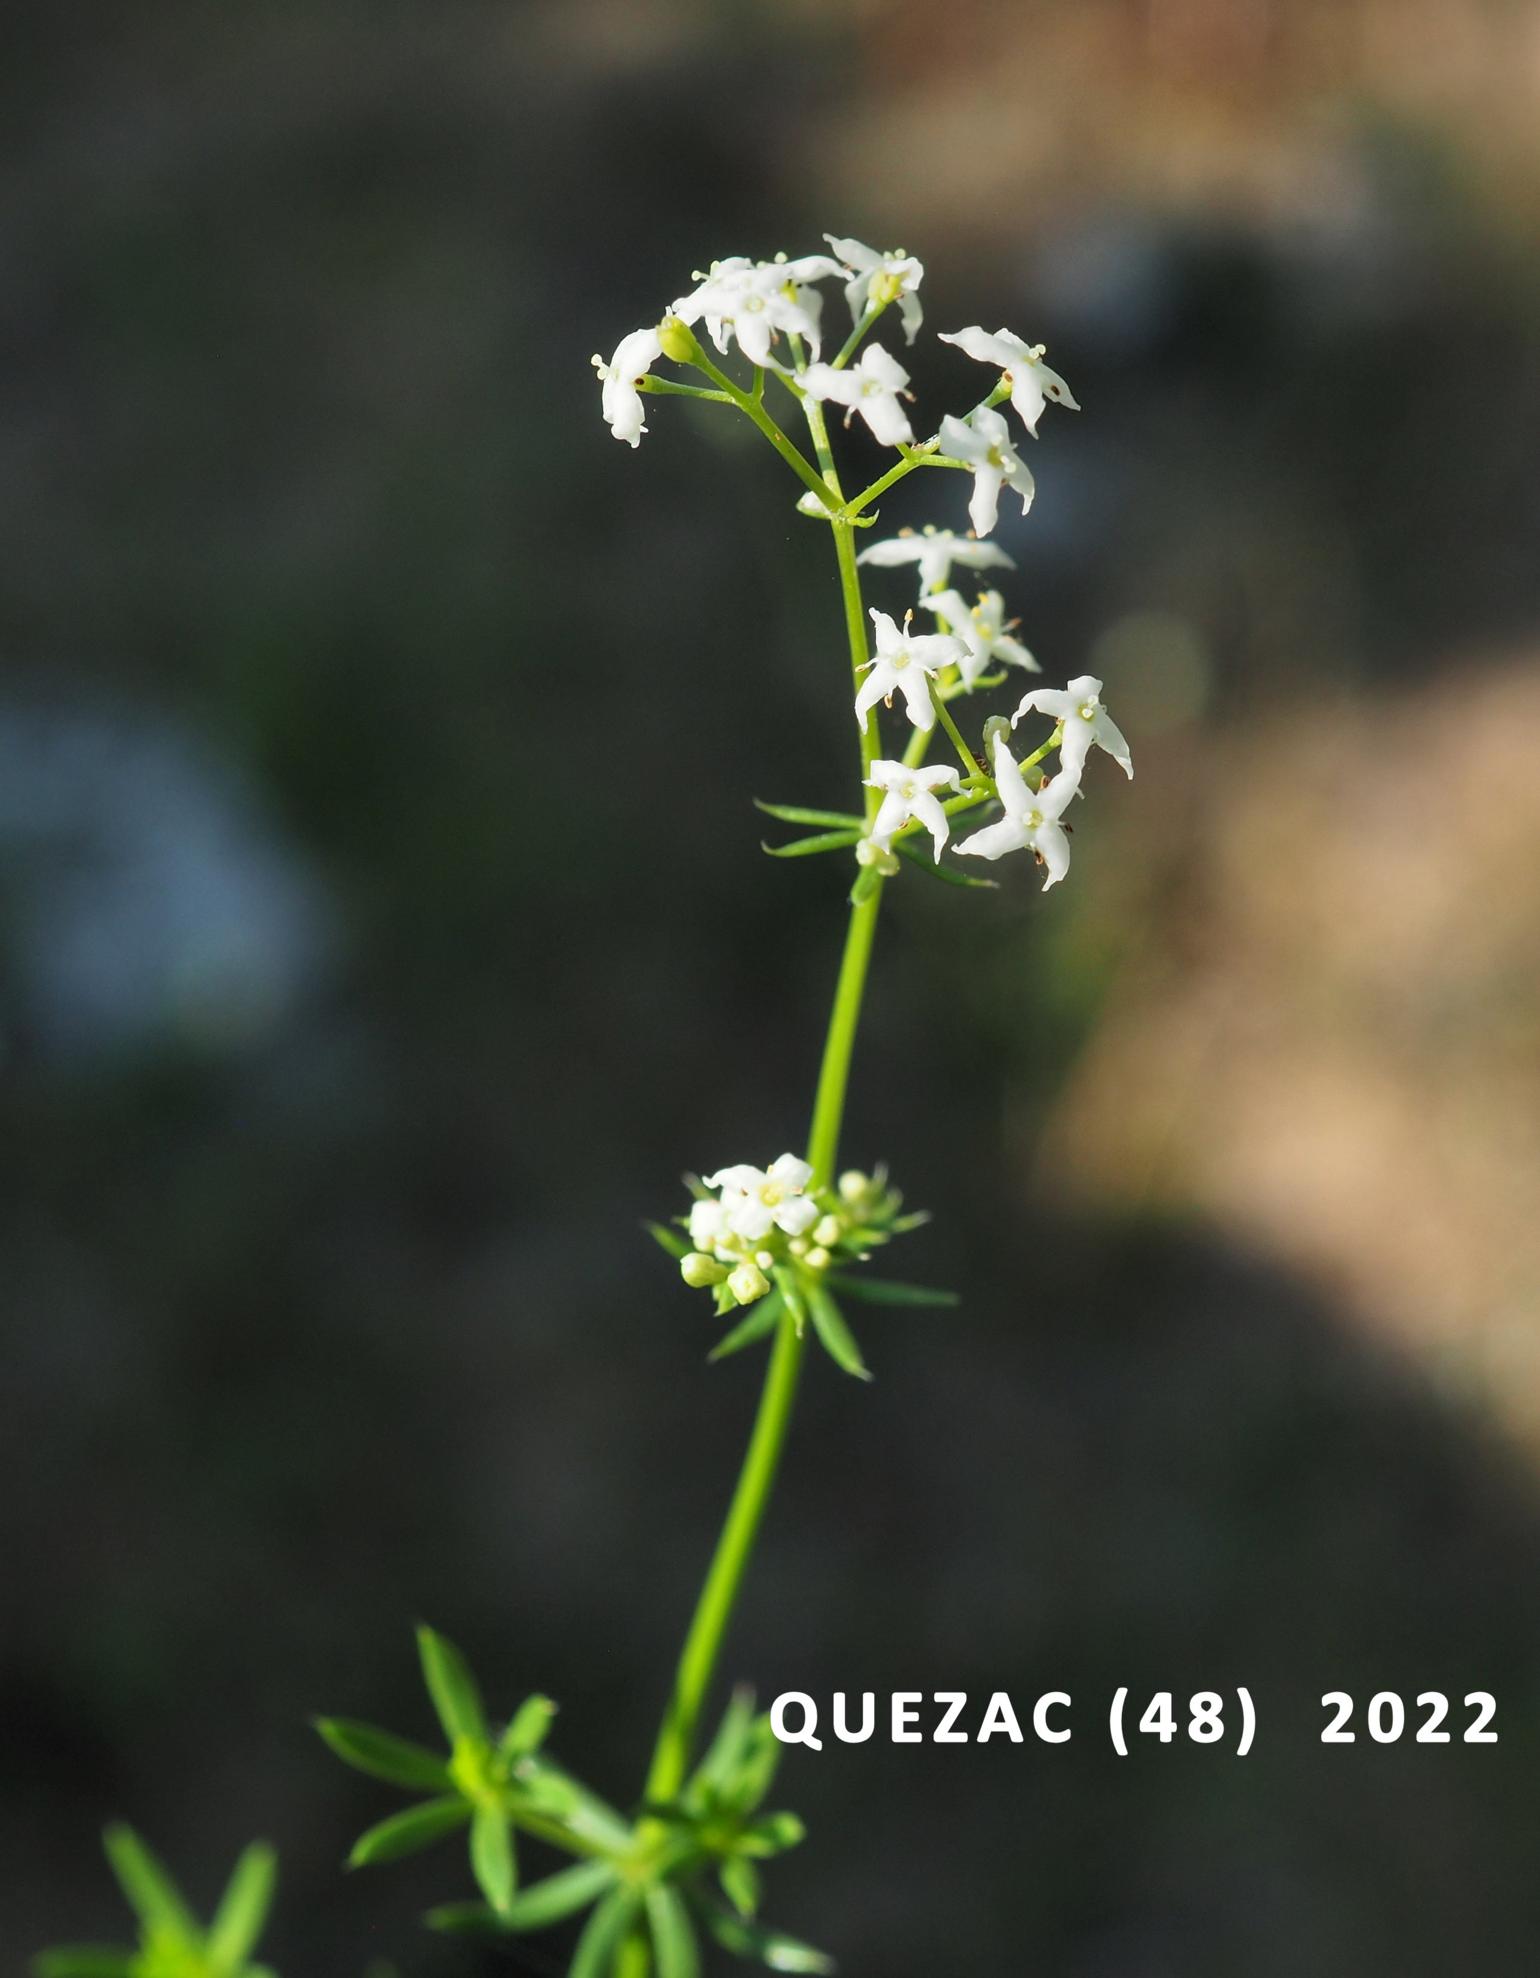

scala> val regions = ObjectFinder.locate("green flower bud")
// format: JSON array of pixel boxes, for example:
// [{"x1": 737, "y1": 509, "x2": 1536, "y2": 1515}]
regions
[
  {"x1": 981, "y1": 714, "x2": 1012, "y2": 755},
  {"x1": 805, "y1": 1245, "x2": 832, "y2": 1273},
  {"x1": 657, "y1": 314, "x2": 700, "y2": 365},
  {"x1": 813, "y1": 1214, "x2": 844, "y2": 1248},
  {"x1": 838, "y1": 1170, "x2": 870, "y2": 1204},
  {"x1": 681, "y1": 1251, "x2": 729, "y2": 1288},
  {"x1": 728, "y1": 1262, "x2": 770, "y2": 1306}
]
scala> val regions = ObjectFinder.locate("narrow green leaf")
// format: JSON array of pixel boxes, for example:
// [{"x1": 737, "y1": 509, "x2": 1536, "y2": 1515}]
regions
[
  {"x1": 687, "y1": 1686, "x2": 757, "y2": 1807},
  {"x1": 516, "y1": 1760, "x2": 635, "y2": 1852},
  {"x1": 501, "y1": 1692, "x2": 557, "y2": 1759},
  {"x1": 646, "y1": 1884, "x2": 701, "y2": 1978},
  {"x1": 32, "y1": 1951, "x2": 136, "y2": 1978},
  {"x1": 709, "y1": 1290, "x2": 784, "y2": 1363},
  {"x1": 424, "y1": 1902, "x2": 505, "y2": 1937},
  {"x1": 569, "y1": 1886, "x2": 642, "y2": 1978},
  {"x1": 207, "y1": 1842, "x2": 277, "y2": 1965},
  {"x1": 721, "y1": 1717, "x2": 782, "y2": 1815},
  {"x1": 445, "y1": 1858, "x2": 616, "y2": 1934},
  {"x1": 470, "y1": 1804, "x2": 516, "y2": 1915},
  {"x1": 892, "y1": 839, "x2": 998, "y2": 888},
  {"x1": 771, "y1": 1267, "x2": 808, "y2": 1337},
  {"x1": 644, "y1": 1219, "x2": 690, "y2": 1260},
  {"x1": 416, "y1": 1624, "x2": 488, "y2": 1744},
  {"x1": 719, "y1": 1856, "x2": 762, "y2": 1917},
  {"x1": 804, "y1": 1284, "x2": 871, "y2": 1382},
  {"x1": 315, "y1": 1717, "x2": 453, "y2": 1791},
  {"x1": 348, "y1": 1796, "x2": 469, "y2": 1867},
  {"x1": 762, "y1": 831, "x2": 862, "y2": 860},
  {"x1": 693, "y1": 1899, "x2": 836, "y2": 1974},
  {"x1": 754, "y1": 801, "x2": 863, "y2": 829},
  {"x1": 738, "y1": 1811, "x2": 806, "y2": 1857},
  {"x1": 824, "y1": 1273, "x2": 959, "y2": 1309},
  {"x1": 101, "y1": 1828, "x2": 197, "y2": 1942}
]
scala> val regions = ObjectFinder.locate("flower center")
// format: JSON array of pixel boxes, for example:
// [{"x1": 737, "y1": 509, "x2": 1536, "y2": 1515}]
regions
[
  {"x1": 891, "y1": 650, "x2": 910, "y2": 671},
  {"x1": 759, "y1": 1182, "x2": 785, "y2": 1206},
  {"x1": 1078, "y1": 701, "x2": 1098, "y2": 721}
]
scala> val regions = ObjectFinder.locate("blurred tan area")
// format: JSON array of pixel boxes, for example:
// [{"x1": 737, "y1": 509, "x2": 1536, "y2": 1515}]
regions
[{"x1": 1035, "y1": 654, "x2": 1540, "y2": 1440}]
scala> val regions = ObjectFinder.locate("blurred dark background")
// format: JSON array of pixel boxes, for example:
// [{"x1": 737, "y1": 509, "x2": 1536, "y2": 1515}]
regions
[{"x1": 6, "y1": 2, "x2": 1540, "y2": 1972}]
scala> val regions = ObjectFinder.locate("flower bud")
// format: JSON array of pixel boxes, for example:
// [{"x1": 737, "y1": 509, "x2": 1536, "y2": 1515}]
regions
[
  {"x1": 813, "y1": 1215, "x2": 843, "y2": 1248},
  {"x1": 681, "y1": 1251, "x2": 729, "y2": 1288},
  {"x1": 981, "y1": 714, "x2": 1012, "y2": 756},
  {"x1": 838, "y1": 1170, "x2": 870, "y2": 1204},
  {"x1": 855, "y1": 836, "x2": 900, "y2": 876},
  {"x1": 657, "y1": 314, "x2": 701, "y2": 365},
  {"x1": 805, "y1": 1246, "x2": 831, "y2": 1273},
  {"x1": 728, "y1": 1262, "x2": 770, "y2": 1306},
  {"x1": 787, "y1": 1236, "x2": 809, "y2": 1258}
]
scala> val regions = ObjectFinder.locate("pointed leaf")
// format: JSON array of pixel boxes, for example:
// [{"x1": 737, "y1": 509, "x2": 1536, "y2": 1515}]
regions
[
  {"x1": 569, "y1": 1886, "x2": 642, "y2": 1978},
  {"x1": 754, "y1": 801, "x2": 863, "y2": 830},
  {"x1": 771, "y1": 1268, "x2": 808, "y2": 1337},
  {"x1": 431, "y1": 1858, "x2": 616, "y2": 1936},
  {"x1": 709, "y1": 1291, "x2": 784, "y2": 1363},
  {"x1": 762, "y1": 831, "x2": 862, "y2": 859},
  {"x1": 824, "y1": 1274, "x2": 958, "y2": 1309},
  {"x1": 892, "y1": 839, "x2": 997, "y2": 888},
  {"x1": 101, "y1": 1828, "x2": 198, "y2": 1942},
  {"x1": 738, "y1": 1811, "x2": 806, "y2": 1857},
  {"x1": 348, "y1": 1795, "x2": 469, "y2": 1867},
  {"x1": 32, "y1": 1952, "x2": 136, "y2": 1978},
  {"x1": 646, "y1": 1884, "x2": 701, "y2": 1978},
  {"x1": 686, "y1": 1686, "x2": 757, "y2": 1809},
  {"x1": 470, "y1": 1804, "x2": 516, "y2": 1915},
  {"x1": 315, "y1": 1717, "x2": 454, "y2": 1791},
  {"x1": 804, "y1": 1284, "x2": 871, "y2": 1381},
  {"x1": 719, "y1": 1856, "x2": 762, "y2": 1917},
  {"x1": 694, "y1": 1899, "x2": 836, "y2": 1973},
  {"x1": 720, "y1": 1717, "x2": 782, "y2": 1815},
  {"x1": 501, "y1": 1692, "x2": 557, "y2": 1759},
  {"x1": 207, "y1": 1842, "x2": 277, "y2": 1965},
  {"x1": 416, "y1": 1624, "x2": 487, "y2": 1744},
  {"x1": 516, "y1": 1760, "x2": 634, "y2": 1852},
  {"x1": 644, "y1": 1220, "x2": 690, "y2": 1260}
]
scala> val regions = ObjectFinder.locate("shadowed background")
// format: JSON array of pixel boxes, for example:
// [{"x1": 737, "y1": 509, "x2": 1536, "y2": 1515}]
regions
[{"x1": 6, "y1": 2, "x2": 1540, "y2": 1972}]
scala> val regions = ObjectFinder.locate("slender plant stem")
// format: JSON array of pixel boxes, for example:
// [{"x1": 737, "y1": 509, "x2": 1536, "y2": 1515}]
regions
[{"x1": 640, "y1": 401, "x2": 890, "y2": 1807}]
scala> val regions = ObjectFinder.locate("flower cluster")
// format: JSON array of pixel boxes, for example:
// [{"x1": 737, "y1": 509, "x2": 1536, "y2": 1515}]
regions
[
  {"x1": 652, "y1": 1160, "x2": 943, "y2": 1379},
  {"x1": 593, "y1": 234, "x2": 1131, "y2": 899}
]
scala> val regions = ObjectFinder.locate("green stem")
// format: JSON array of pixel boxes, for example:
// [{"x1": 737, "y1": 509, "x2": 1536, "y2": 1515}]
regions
[
  {"x1": 931, "y1": 692, "x2": 980, "y2": 778},
  {"x1": 830, "y1": 296, "x2": 888, "y2": 371},
  {"x1": 691, "y1": 346, "x2": 838, "y2": 511},
  {"x1": 641, "y1": 398, "x2": 890, "y2": 1805}
]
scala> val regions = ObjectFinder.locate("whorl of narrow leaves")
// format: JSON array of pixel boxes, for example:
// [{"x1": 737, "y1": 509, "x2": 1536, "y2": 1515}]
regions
[{"x1": 34, "y1": 1829, "x2": 279, "y2": 1978}]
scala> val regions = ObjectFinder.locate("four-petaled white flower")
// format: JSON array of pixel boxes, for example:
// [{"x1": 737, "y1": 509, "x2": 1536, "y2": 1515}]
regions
[
  {"x1": 921, "y1": 588, "x2": 1039, "y2": 686},
  {"x1": 856, "y1": 526, "x2": 1016, "y2": 597},
  {"x1": 856, "y1": 609, "x2": 963, "y2": 731},
  {"x1": 803, "y1": 346, "x2": 915, "y2": 447},
  {"x1": 937, "y1": 408, "x2": 1036, "y2": 537},
  {"x1": 955, "y1": 733, "x2": 1078, "y2": 889},
  {"x1": 865, "y1": 759, "x2": 962, "y2": 860},
  {"x1": 703, "y1": 1153, "x2": 820, "y2": 1242},
  {"x1": 1012, "y1": 673, "x2": 1133, "y2": 781},
  {"x1": 676, "y1": 254, "x2": 844, "y2": 368},
  {"x1": 592, "y1": 325, "x2": 664, "y2": 448},
  {"x1": 825, "y1": 234, "x2": 925, "y2": 343},
  {"x1": 939, "y1": 326, "x2": 1080, "y2": 438}
]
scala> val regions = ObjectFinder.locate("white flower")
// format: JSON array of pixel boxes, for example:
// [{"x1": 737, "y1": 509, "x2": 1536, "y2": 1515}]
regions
[
  {"x1": 675, "y1": 254, "x2": 844, "y2": 368},
  {"x1": 855, "y1": 609, "x2": 963, "y2": 731},
  {"x1": 955, "y1": 733, "x2": 1078, "y2": 889},
  {"x1": 856, "y1": 526, "x2": 1016, "y2": 596},
  {"x1": 921, "y1": 588, "x2": 1039, "y2": 686},
  {"x1": 704, "y1": 1153, "x2": 820, "y2": 1243},
  {"x1": 865, "y1": 759, "x2": 962, "y2": 860},
  {"x1": 937, "y1": 408, "x2": 1035, "y2": 537},
  {"x1": 938, "y1": 326, "x2": 1079, "y2": 437},
  {"x1": 825, "y1": 234, "x2": 924, "y2": 343},
  {"x1": 802, "y1": 346, "x2": 914, "y2": 447},
  {"x1": 1012, "y1": 673, "x2": 1132, "y2": 780},
  {"x1": 592, "y1": 325, "x2": 664, "y2": 448}
]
